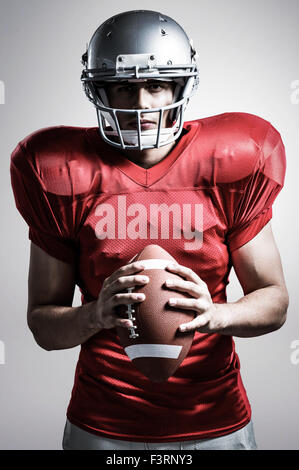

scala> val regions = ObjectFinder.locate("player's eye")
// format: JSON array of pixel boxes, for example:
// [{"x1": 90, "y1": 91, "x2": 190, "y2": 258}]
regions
[
  {"x1": 147, "y1": 83, "x2": 163, "y2": 92},
  {"x1": 118, "y1": 84, "x2": 136, "y2": 93}
]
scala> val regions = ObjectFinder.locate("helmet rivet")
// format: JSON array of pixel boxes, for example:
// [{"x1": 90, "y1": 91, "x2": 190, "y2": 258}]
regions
[
  {"x1": 161, "y1": 29, "x2": 166, "y2": 36},
  {"x1": 167, "y1": 60, "x2": 172, "y2": 65},
  {"x1": 150, "y1": 55, "x2": 155, "y2": 61},
  {"x1": 118, "y1": 56, "x2": 123, "y2": 62}
]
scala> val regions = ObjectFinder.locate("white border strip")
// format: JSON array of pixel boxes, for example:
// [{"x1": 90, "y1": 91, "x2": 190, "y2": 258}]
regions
[
  {"x1": 125, "y1": 344, "x2": 182, "y2": 360},
  {"x1": 136, "y1": 259, "x2": 172, "y2": 270}
]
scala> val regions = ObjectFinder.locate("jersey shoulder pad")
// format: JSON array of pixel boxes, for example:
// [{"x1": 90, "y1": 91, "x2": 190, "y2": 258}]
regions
[
  {"x1": 197, "y1": 112, "x2": 283, "y2": 184},
  {"x1": 12, "y1": 126, "x2": 96, "y2": 196}
]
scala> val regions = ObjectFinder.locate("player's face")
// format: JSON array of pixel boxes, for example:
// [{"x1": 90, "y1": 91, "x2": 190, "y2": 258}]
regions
[{"x1": 105, "y1": 80, "x2": 175, "y2": 131}]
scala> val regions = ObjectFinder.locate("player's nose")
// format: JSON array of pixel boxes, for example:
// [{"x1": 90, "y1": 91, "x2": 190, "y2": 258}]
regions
[{"x1": 133, "y1": 86, "x2": 151, "y2": 110}]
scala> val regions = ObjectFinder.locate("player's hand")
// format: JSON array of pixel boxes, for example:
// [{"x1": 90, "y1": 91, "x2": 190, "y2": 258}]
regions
[
  {"x1": 94, "y1": 262, "x2": 149, "y2": 330},
  {"x1": 164, "y1": 263, "x2": 217, "y2": 333}
]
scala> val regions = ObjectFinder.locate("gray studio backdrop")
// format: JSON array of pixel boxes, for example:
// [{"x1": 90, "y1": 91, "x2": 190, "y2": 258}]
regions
[{"x1": 0, "y1": 0, "x2": 298, "y2": 450}]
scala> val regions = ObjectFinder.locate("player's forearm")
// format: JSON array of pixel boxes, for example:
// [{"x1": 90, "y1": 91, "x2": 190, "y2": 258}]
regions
[
  {"x1": 28, "y1": 300, "x2": 101, "y2": 350},
  {"x1": 213, "y1": 285, "x2": 289, "y2": 337}
]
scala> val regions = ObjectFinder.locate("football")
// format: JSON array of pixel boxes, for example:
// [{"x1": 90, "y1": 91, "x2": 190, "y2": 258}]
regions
[{"x1": 116, "y1": 244, "x2": 196, "y2": 382}]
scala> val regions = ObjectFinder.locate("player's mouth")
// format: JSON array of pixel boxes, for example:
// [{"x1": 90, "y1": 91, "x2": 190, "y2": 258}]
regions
[{"x1": 127, "y1": 119, "x2": 157, "y2": 131}]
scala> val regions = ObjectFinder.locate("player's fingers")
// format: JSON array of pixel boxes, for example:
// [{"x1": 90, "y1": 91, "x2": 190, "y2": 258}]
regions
[
  {"x1": 179, "y1": 312, "x2": 212, "y2": 333},
  {"x1": 165, "y1": 263, "x2": 206, "y2": 287},
  {"x1": 164, "y1": 279, "x2": 202, "y2": 298},
  {"x1": 110, "y1": 291, "x2": 145, "y2": 308},
  {"x1": 101, "y1": 312, "x2": 134, "y2": 330},
  {"x1": 168, "y1": 296, "x2": 209, "y2": 313},
  {"x1": 102, "y1": 292, "x2": 145, "y2": 329},
  {"x1": 108, "y1": 274, "x2": 149, "y2": 296},
  {"x1": 106, "y1": 261, "x2": 146, "y2": 286},
  {"x1": 115, "y1": 317, "x2": 134, "y2": 329}
]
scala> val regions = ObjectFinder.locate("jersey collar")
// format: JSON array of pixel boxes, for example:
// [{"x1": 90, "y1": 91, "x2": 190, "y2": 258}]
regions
[{"x1": 86, "y1": 121, "x2": 200, "y2": 187}]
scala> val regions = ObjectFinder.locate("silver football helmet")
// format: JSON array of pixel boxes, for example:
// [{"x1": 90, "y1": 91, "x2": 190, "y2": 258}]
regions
[{"x1": 81, "y1": 10, "x2": 199, "y2": 150}]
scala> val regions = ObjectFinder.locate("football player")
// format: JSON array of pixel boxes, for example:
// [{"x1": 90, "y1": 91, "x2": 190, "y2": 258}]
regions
[{"x1": 10, "y1": 10, "x2": 288, "y2": 450}]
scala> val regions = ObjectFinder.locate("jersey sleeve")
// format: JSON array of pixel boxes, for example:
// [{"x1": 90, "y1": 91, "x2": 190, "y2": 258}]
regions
[
  {"x1": 226, "y1": 122, "x2": 286, "y2": 252},
  {"x1": 10, "y1": 141, "x2": 76, "y2": 263}
]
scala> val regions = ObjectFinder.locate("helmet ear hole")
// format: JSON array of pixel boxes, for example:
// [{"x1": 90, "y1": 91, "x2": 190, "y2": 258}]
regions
[{"x1": 81, "y1": 51, "x2": 88, "y2": 66}]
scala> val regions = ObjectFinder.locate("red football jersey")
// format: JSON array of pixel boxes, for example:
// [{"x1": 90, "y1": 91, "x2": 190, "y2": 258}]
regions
[{"x1": 10, "y1": 112, "x2": 286, "y2": 442}]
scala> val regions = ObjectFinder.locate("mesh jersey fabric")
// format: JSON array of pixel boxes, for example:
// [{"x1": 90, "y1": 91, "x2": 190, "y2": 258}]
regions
[{"x1": 10, "y1": 112, "x2": 286, "y2": 442}]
